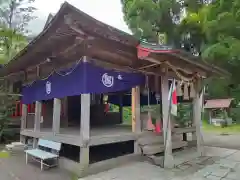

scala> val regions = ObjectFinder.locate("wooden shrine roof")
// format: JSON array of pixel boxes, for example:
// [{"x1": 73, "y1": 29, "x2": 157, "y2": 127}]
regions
[
  {"x1": 0, "y1": 2, "x2": 229, "y2": 82},
  {"x1": 0, "y1": 2, "x2": 138, "y2": 78},
  {"x1": 136, "y1": 42, "x2": 230, "y2": 80}
]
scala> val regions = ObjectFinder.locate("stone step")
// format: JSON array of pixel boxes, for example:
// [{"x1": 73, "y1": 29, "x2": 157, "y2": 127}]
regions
[
  {"x1": 5, "y1": 142, "x2": 26, "y2": 151},
  {"x1": 138, "y1": 133, "x2": 182, "y2": 146},
  {"x1": 142, "y1": 141, "x2": 188, "y2": 155}
]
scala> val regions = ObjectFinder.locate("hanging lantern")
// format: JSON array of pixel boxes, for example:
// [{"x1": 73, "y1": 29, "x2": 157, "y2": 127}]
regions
[
  {"x1": 190, "y1": 82, "x2": 196, "y2": 98},
  {"x1": 176, "y1": 81, "x2": 183, "y2": 96},
  {"x1": 183, "y1": 83, "x2": 189, "y2": 100}
]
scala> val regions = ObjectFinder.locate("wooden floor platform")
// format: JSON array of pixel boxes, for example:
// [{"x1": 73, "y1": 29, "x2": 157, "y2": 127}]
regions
[
  {"x1": 21, "y1": 126, "x2": 195, "y2": 149},
  {"x1": 21, "y1": 125, "x2": 135, "y2": 146}
]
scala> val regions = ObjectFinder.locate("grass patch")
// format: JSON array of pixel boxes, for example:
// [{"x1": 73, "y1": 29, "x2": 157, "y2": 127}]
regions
[
  {"x1": 202, "y1": 121, "x2": 240, "y2": 134},
  {"x1": 0, "y1": 150, "x2": 10, "y2": 158},
  {"x1": 70, "y1": 172, "x2": 79, "y2": 180}
]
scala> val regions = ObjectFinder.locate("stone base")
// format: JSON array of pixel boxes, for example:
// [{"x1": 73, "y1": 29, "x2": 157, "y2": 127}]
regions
[
  {"x1": 147, "y1": 155, "x2": 164, "y2": 167},
  {"x1": 146, "y1": 154, "x2": 174, "y2": 169},
  {"x1": 163, "y1": 154, "x2": 174, "y2": 169}
]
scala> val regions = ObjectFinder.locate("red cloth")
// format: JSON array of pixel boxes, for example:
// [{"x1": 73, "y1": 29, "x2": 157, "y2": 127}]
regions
[
  {"x1": 155, "y1": 121, "x2": 162, "y2": 134},
  {"x1": 171, "y1": 81, "x2": 178, "y2": 116},
  {"x1": 104, "y1": 103, "x2": 110, "y2": 112},
  {"x1": 147, "y1": 118, "x2": 155, "y2": 131}
]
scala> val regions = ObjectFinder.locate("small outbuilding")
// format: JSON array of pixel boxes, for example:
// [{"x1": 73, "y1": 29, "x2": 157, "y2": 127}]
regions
[{"x1": 204, "y1": 98, "x2": 234, "y2": 126}]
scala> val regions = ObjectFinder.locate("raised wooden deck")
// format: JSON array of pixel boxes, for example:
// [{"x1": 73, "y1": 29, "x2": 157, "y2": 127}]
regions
[
  {"x1": 21, "y1": 125, "x2": 195, "y2": 149},
  {"x1": 21, "y1": 125, "x2": 136, "y2": 146}
]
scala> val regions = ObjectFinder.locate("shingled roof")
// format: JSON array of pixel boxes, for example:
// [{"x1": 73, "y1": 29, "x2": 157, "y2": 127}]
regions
[
  {"x1": 137, "y1": 41, "x2": 230, "y2": 77},
  {"x1": 204, "y1": 99, "x2": 233, "y2": 109},
  {"x1": 0, "y1": 1, "x2": 230, "y2": 80},
  {"x1": 0, "y1": 2, "x2": 138, "y2": 76}
]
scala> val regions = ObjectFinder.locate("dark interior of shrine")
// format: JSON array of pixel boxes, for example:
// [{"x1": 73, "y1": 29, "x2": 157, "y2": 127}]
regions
[{"x1": 60, "y1": 140, "x2": 134, "y2": 163}]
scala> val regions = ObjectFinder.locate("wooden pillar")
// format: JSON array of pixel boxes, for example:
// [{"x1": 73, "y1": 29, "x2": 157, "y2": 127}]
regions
[
  {"x1": 209, "y1": 111, "x2": 212, "y2": 124},
  {"x1": 33, "y1": 101, "x2": 41, "y2": 148},
  {"x1": 131, "y1": 88, "x2": 136, "y2": 132},
  {"x1": 119, "y1": 94, "x2": 123, "y2": 124},
  {"x1": 161, "y1": 74, "x2": 174, "y2": 168},
  {"x1": 20, "y1": 104, "x2": 27, "y2": 143},
  {"x1": 34, "y1": 101, "x2": 42, "y2": 131},
  {"x1": 193, "y1": 79, "x2": 204, "y2": 156},
  {"x1": 80, "y1": 94, "x2": 90, "y2": 168},
  {"x1": 132, "y1": 86, "x2": 141, "y2": 154},
  {"x1": 155, "y1": 76, "x2": 162, "y2": 126},
  {"x1": 53, "y1": 98, "x2": 61, "y2": 134},
  {"x1": 191, "y1": 101, "x2": 197, "y2": 144},
  {"x1": 63, "y1": 97, "x2": 68, "y2": 127}
]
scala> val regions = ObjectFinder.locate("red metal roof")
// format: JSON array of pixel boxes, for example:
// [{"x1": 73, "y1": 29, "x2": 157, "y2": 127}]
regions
[{"x1": 204, "y1": 98, "x2": 233, "y2": 109}]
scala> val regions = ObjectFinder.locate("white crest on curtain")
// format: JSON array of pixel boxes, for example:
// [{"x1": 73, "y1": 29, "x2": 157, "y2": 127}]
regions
[
  {"x1": 102, "y1": 73, "x2": 114, "y2": 87},
  {"x1": 46, "y1": 81, "x2": 51, "y2": 94}
]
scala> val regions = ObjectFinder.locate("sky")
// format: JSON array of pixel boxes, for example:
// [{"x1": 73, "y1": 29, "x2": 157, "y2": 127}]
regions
[{"x1": 28, "y1": 0, "x2": 131, "y2": 35}]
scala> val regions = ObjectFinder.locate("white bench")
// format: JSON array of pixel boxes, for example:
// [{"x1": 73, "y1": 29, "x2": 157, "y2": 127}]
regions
[{"x1": 25, "y1": 139, "x2": 61, "y2": 170}]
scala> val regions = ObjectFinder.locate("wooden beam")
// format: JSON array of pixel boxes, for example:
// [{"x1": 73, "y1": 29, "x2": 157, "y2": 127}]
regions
[
  {"x1": 161, "y1": 72, "x2": 174, "y2": 168},
  {"x1": 21, "y1": 104, "x2": 27, "y2": 130},
  {"x1": 33, "y1": 101, "x2": 41, "y2": 148},
  {"x1": 193, "y1": 78, "x2": 204, "y2": 156},
  {"x1": 87, "y1": 47, "x2": 135, "y2": 67},
  {"x1": 53, "y1": 98, "x2": 61, "y2": 134},
  {"x1": 171, "y1": 52, "x2": 226, "y2": 77},
  {"x1": 142, "y1": 56, "x2": 200, "y2": 80},
  {"x1": 64, "y1": 13, "x2": 137, "y2": 47},
  {"x1": 1, "y1": 35, "x2": 77, "y2": 78},
  {"x1": 119, "y1": 94, "x2": 123, "y2": 124},
  {"x1": 20, "y1": 104, "x2": 27, "y2": 144},
  {"x1": 152, "y1": 54, "x2": 207, "y2": 77},
  {"x1": 134, "y1": 86, "x2": 141, "y2": 154},
  {"x1": 87, "y1": 39, "x2": 136, "y2": 59},
  {"x1": 136, "y1": 58, "x2": 191, "y2": 80},
  {"x1": 131, "y1": 87, "x2": 136, "y2": 132},
  {"x1": 80, "y1": 93, "x2": 90, "y2": 168},
  {"x1": 0, "y1": 93, "x2": 22, "y2": 96},
  {"x1": 135, "y1": 86, "x2": 141, "y2": 132},
  {"x1": 62, "y1": 97, "x2": 68, "y2": 127},
  {"x1": 138, "y1": 63, "x2": 160, "y2": 70},
  {"x1": 34, "y1": 101, "x2": 42, "y2": 132}
]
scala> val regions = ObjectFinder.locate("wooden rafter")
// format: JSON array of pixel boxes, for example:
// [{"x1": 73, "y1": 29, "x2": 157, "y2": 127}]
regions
[
  {"x1": 138, "y1": 63, "x2": 160, "y2": 70},
  {"x1": 65, "y1": 18, "x2": 137, "y2": 58}
]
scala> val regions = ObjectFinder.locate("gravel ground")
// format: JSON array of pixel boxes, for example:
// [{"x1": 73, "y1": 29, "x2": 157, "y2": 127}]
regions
[{"x1": 203, "y1": 132, "x2": 240, "y2": 150}]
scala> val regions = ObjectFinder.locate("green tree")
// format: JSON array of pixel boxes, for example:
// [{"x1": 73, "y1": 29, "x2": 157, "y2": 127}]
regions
[
  {"x1": 0, "y1": 82, "x2": 19, "y2": 142},
  {"x1": 121, "y1": 0, "x2": 240, "y2": 101},
  {"x1": 121, "y1": 0, "x2": 209, "y2": 46},
  {"x1": 0, "y1": 26, "x2": 27, "y2": 63},
  {"x1": 0, "y1": 0, "x2": 36, "y2": 34},
  {"x1": 201, "y1": 1, "x2": 240, "y2": 73},
  {"x1": 0, "y1": 0, "x2": 36, "y2": 63},
  {"x1": 175, "y1": 103, "x2": 192, "y2": 127},
  {"x1": 199, "y1": 0, "x2": 240, "y2": 100},
  {"x1": 121, "y1": 0, "x2": 182, "y2": 43}
]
